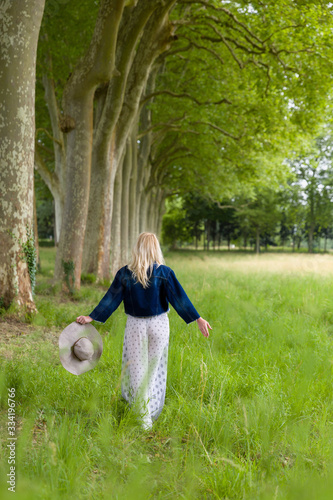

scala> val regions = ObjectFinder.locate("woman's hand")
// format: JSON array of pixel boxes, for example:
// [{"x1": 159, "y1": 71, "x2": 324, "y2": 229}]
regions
[
  {"x1": 76, "y1": 315, "x2": 93, "y2": 325},
  {"x1": 196, "y1": 317, "x2": 212, "y2": 338}
]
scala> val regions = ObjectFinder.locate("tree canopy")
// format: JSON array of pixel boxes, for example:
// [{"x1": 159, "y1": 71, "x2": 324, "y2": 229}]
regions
[{"x1": 2, "y1": 0, "x2": 333, "y2": 309}]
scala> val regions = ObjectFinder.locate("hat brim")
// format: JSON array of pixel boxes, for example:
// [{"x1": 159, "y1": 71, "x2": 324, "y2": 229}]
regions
[{"x1": 59, "y1": 322, "x2": 103, "y2": 375}]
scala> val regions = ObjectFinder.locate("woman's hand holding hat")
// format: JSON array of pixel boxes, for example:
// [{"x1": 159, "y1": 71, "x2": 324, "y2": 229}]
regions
[{"x1": 76, "y1": 315, "x2": 93, "y2": 325}]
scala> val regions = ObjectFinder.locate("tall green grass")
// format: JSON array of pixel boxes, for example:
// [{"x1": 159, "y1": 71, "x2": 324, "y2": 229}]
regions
[{"x1": 1, "y1": 249, "x2": 333, "y2": 498}]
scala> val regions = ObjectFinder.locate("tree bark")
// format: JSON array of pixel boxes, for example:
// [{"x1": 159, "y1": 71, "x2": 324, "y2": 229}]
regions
[
  {"x1": 0, "y1": 0, "x2": 45, "y2": 312},
  {"x1": 308, "y1": 225, "x2": 314, "y2": 253},
  {"x1": 82, "y1": 1, "x2": 176, "y2": 281},
  {"x1": 33, "y1": 183, "x2": 41, "y2": 271},
  {"x1": 34, "y1": 148, "x2": 63, "y2": 245},
  {"x1": 53, "y1": 0, "x2": 125, "y2": 290},
  {"x1": 255, "y1": 227, "x2": 260, "y2": 254},
  {"x1": 82, "y1": 1, "x2": 158, "y2": 280},
  {"x1": 206, "y1": 220, "x2": 210, "y2": 251},
  {"x1": 36, "y1": 58, "x2": 66, "y2": 245},
  {"x1": 297, "y1": 236, "x2": 301, "y2": 250},
  {"x1": 151, "y1": 188, "x2": 159, "y2": 234},
  {"x1": 110, "y1": 156, "x2": 123, "y2": 275},
  {"x1": 308, "y1": 181, "x2": 315, "y2": 254},
  {"x1": 121, "y1": 137, "x2": 132, "y2": 263},
  {"x1": 82, "y1": 131, "x2": 115, "y2": 278},
  {"x1": 292, "y1": 228, "x2": 296, "y2": 252},
  {"x1": 111, "y1": 1, "x2": 177, "y2": 235},
  {"x1": 156, "y1": 189, "x2": 166, "y2": 237},
  {"x1": 139, "y1": 187, "x2": 149, "y2": 233},
  {"x1": 128, "y1": 125, "x2": 139, "y2": 252},
  {"x1": 137, "y1": 129, "x2": 152, "y2": 234}
]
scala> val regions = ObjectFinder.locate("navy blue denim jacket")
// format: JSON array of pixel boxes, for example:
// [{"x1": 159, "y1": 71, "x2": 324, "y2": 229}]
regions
[{"x1": 89, "y1": 263, "x2": 200, "y2": 325}]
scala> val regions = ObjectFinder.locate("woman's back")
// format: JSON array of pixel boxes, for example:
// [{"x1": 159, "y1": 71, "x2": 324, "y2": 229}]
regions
[{"x1": 89, "y1": 262, "x2": 201, "y2": 324}]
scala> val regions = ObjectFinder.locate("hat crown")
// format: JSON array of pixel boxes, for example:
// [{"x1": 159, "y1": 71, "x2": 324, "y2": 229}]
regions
[
  {"x1": 73, "y1": 337, "x2": 94, "y2": 361},
  {"x1": 59, "y1": 322, "x2": 103, "y2": 375}
]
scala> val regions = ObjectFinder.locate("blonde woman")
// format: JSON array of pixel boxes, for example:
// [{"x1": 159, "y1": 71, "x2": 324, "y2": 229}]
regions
[{"x1": 76, "y1": 232, "x2": 212, "y2": 430}]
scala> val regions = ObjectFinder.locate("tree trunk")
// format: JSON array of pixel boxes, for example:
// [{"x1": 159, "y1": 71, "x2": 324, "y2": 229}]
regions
[
  {"x1": 53, "y1": 0, "x2": 125, "y2": 290},
  {"x1": 308, "y1": 181, "x2": 315, "y2": 254},
  {"x1": 255, "y1": 227, "x2": 260, "y2": 254},
  {"x1": 53, "y1": 195, "x2": 63, "y2": 246},
  {"x1": 0, "y1": 0, "x2": 45, "y2": 312},
  {"x1": 121, "y1": 137, "x2": 132, "y2": 263},
  {"x1": 110, "y1": 157, "x2": 123, "y2": 275},
  {"x1": 145, "y1": 188, "x2": 154, "y2": 232},
  {"x1": 206, "y1": 220, "x2": 210, "y2": 251},
  {"x1": 128, "y1": 126, "x2": 139, "y2": 252},
  {"x1": 156, "y1": 190, "x2": 166, "y2": 237},
  {"x1": 297, "y1": 236, "x2": 301, "y2": 250},
  {"x1": 137, "y1": 153, "x2": 152, "y2": 234},
  {"x1": 33, "y1": 183, "x2": 41, "y2": 271},
  {"x1": 34, "y1": 58, "x2": 66, "y2": 246},
  {"x1": 82, "y1": 2, "x2": 157, "y2": 280},
  {"x1": 53, "y1": 89, "x2": 95, "y2": 290},
  {"x1": 82, "y1": 133, "x2": 115, "y2": 279},
  {"x1": 308, "y1": 225, "x2": 314, "y2": 253},
  {"x1": 151, "y1": 187, "x2": 162, "y2": 235},
  {"x1": 34, "y1": 148, "x2": 63, "y2": 246},
  {"x1": 82, "y1": 2, "x2": 175, "y2": 282},
  {"x1": 139, "y1": 187, "x2": 149, "y2": 233},
  {"x1": 136, "y1": 69, "x2": 159, "y2": 234},
  {"x1": 112, "y1": 3, "x2": 176, "y2": 236},
  {"x1": 150, "y1": 189, "x2": 158, "y2": 234}
]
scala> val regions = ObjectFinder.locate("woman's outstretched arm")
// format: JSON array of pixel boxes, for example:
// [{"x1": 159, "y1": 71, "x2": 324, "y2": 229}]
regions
[
  {"x1": 166, "y1": 269, "x2": 212, "y2": 337},
  {"x1": 76, "y1": 268, "x2": 124, "y2": 325}
]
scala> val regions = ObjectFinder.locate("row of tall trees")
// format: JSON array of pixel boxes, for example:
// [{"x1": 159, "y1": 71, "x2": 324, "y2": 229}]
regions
[{"x1": 2, "y1": 0, "x2": 333, "y2": 312}]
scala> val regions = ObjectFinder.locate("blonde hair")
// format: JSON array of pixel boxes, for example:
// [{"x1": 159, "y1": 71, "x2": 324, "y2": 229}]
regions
[{"x1": 128, "y1": 232, "x2": 165, "y2": 288}]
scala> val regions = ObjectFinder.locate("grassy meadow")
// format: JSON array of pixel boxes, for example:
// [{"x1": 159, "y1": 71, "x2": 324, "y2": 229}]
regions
[{"x1": 2, "y1": 249, "x2": 333, "y2": 499}]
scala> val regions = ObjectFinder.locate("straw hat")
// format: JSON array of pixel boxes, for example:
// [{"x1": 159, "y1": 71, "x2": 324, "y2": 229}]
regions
[{"x1": 59, "y1": 322, "x2": 103, "y2": 375}]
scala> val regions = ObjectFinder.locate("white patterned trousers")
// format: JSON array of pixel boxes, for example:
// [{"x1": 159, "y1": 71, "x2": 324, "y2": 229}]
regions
[{"x1": 121, "y1": 312, "x2": 169, "y2": 425}]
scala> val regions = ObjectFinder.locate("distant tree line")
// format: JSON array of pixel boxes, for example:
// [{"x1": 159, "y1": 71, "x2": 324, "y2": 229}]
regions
[{"x1": 162, "y1": 137, "x2": 333, "y2": 253}]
